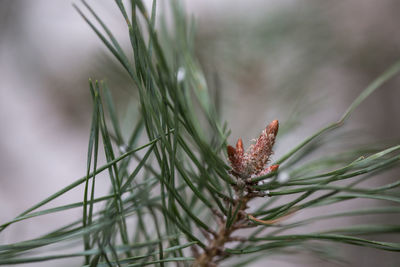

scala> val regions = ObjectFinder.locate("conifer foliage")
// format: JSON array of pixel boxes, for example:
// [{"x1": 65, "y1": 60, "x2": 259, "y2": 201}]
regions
[{"x1": 1, "y1": 1, "x2": 400, "y2": 266}]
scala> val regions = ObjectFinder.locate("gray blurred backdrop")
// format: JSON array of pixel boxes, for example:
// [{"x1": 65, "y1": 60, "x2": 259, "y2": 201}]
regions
[{"x1": 0, "y1": 0, "x2": 400, "y2": 266}]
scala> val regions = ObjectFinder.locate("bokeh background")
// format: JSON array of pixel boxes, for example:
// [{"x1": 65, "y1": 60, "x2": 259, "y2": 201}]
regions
[{"x1": 0, "y1": 0, "x2": 400, "y2": 266}]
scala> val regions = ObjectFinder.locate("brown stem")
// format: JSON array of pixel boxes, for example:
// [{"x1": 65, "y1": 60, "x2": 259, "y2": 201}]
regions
[{"x1": 193, "y1": 195, "x2": 251, "y2": 267}]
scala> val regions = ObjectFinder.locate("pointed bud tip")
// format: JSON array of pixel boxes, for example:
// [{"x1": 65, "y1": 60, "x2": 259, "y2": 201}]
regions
[
  {"x1": 236, "y1": 138, "x2": 244, "y2": 151},
  {"x1": 267, "y1": 120, "x2": 279, "y2": 136},
  {"x1": 270, "y1": 164, "x2": 279, "y2": 172}
]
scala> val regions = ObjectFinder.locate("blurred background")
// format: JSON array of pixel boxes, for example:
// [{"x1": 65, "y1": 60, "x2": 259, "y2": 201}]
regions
[{"x1": 0, "y1": 0, "x2": 399, "y2": 266}]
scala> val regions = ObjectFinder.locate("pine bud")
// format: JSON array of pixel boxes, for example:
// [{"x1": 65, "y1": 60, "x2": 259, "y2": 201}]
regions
[{"x1": 227, "y1": 120, "x2": 279, "y2": 179}]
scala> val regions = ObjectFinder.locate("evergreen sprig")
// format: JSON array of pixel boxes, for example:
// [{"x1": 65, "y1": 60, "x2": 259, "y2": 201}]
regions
[{"x1": 1, "y1": 0, "x2": 400, "y2": 266}]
